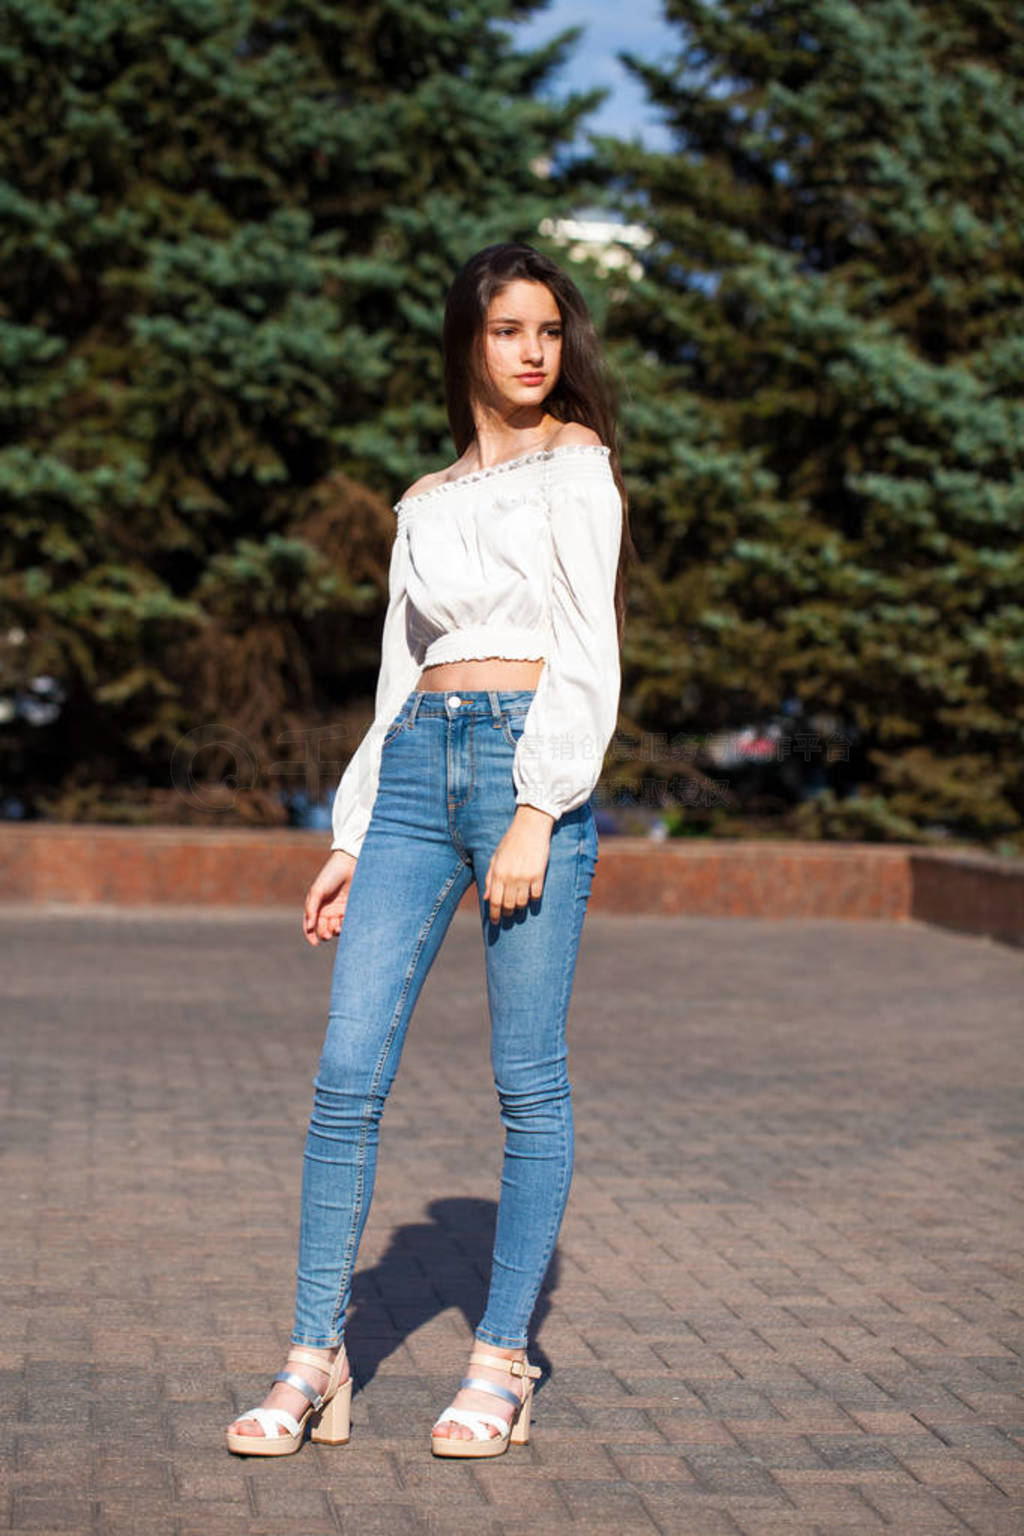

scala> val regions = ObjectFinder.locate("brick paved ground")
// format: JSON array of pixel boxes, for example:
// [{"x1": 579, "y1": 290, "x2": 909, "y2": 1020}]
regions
[{"x1": 2, "y1": 905, "x2": 1022, "y2": 1536}]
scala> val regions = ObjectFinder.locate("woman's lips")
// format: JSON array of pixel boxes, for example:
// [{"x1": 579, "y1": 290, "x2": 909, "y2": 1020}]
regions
[{"x1": 516, "y1": 373, "x2": 546, "y2": 383}]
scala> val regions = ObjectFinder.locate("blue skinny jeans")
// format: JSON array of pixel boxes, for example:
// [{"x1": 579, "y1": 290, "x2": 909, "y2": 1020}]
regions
[{"x1": 291, "y1": 688, "x2": 599, "y2": 1351}]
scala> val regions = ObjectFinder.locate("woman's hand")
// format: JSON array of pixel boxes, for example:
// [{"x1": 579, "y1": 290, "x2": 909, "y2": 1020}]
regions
[
  {"x1": 303, "y1": 849, "x2": 358, "y2": 947},
  {"x1": 483, "y1": 805, "x2": 555, "y2": 924}
]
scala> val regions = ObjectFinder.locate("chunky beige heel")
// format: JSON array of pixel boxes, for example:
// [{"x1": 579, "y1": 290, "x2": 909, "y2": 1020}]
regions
[
  {"x1": 310, "y1": 1377, "x2": 352, "y2": 1444},
  {"x1": 226, "y1": 1345, "x2": 351, "y2": 1457},
  {"x1": 509, "y1": 1386, "x2": 532, "y2": 1445},
  {"x1": 431, "y1": 1349, "x2": 541, "y2": 1459}
]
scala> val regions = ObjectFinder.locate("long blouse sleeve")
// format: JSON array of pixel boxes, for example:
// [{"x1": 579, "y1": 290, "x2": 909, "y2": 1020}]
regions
[
  {"x1": 512, "y1": 451, "x2": 623, "y2": 821},
  {"x1": 330, "y1": 527, "x2": 425, "y2": 857}
]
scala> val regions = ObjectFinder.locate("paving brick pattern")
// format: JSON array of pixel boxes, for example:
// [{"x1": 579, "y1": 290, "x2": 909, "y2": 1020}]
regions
[{"x1": 2, "y1": 905, "x2": 1022, "y2": 1535}]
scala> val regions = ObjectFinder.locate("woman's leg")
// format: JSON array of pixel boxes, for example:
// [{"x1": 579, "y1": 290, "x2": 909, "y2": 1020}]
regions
[
  {"x1": 475, "y1": 798, "x2": 598, "y2": 1346},
  {"x1": 292, "y1": 823, "x2": 474, "y2": 1347},
  {"x1": 230, "y1": 691, "x2": 473, "y2": 1439},
  {"x1": 433, "y1": 690, "x2": 599, "y2": 1440}
]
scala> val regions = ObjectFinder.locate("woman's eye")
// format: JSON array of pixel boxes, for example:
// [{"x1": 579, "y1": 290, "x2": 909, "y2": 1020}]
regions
[{"x1": 492, "y1": 327, "x2": 560, "y2": 338}]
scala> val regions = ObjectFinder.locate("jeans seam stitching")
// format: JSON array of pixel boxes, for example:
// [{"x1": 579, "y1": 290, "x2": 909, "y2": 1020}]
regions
[
  {"x1": 478, "y1": 812, "x2": 590, "y2": 1349},
  {"x1": 528, "y1": 816, "x2": 585, "y2": 1320},
  {"x1": 534, "y1": 814, "x2": 588, "y2": 1315}
]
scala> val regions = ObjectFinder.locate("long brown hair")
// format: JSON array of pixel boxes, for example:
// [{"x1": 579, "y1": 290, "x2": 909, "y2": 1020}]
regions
[{"x1": 442, "y1": 242, "x2": 634, "y2": 648}]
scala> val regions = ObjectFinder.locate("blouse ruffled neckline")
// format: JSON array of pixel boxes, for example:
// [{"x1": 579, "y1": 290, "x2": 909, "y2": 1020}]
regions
[{"x1": 393, "y1": 442, "x2": 611, "y2": 515}]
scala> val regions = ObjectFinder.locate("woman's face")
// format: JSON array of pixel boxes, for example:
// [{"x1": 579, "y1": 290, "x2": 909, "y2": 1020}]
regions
[{"x1": 480, "y1": 280, "x2": 563, "y2": 415}]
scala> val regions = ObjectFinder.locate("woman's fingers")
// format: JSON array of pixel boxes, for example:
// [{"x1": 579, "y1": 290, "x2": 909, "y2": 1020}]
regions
[
  {"x1": 304, "y1": 885, "x2": 343, "y2": 946},
  {"x1": 484, "y1": 839, "x2": 549, "y2": 923},
  {"x1": 315, "y1": 896, "x2": 348, "y2": 942},
  {"x1": 303, "y1": 885, "x2": 324, "y2": 946},
  {"x1": 486, "y1": 873, "x2": 535, "y2": 924},
  {"x1": 303, "y1": 852, "x2": 357, "y2": 947}
]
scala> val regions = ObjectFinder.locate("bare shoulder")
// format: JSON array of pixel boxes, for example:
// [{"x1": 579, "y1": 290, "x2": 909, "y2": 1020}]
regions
[
  {"x1": 399, "y1": 466, "x2": 455, "y2": 503},
  {"x1": 548, "y1": 421, "x2": 606, "y2": 451}
]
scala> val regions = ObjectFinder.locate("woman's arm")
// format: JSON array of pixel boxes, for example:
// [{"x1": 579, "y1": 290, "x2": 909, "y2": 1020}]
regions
[
  {"x1": 511, "y1": 443, "x2": 623, "y2": 824},
  {"x1": 330, "y1": 525, "x2": 425, "y2": 857},
  {"x1": 483, "y1": 438, "x2": 622, "y2": 924}
]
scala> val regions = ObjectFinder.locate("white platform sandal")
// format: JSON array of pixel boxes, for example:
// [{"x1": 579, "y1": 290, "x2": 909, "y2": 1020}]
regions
[
  {"x1": 226, "y1": 1345, "x2": 351, "y2": 1457},
  {"x1": 431, "y1": 1348, "x2": 542, "y2": 1459}
]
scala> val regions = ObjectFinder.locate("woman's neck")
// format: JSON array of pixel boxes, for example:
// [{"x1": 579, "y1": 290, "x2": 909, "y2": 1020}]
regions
[{"x1": 468, "y1": 409, "x2": 561, "y2": 470}]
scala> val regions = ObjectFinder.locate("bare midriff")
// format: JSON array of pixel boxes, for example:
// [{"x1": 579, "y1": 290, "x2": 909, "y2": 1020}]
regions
[{"x1": 416, "y1": 657, "x2": 545, "y2": 692}]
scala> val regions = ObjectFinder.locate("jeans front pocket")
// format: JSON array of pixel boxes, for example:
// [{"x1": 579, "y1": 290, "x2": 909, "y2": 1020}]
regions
[
  {"x1": 381, "y1": 696, "x2": 413, "y2": 748},
  {"x1": 500, "y1": 711, "x2": 531, "y2": 750}
]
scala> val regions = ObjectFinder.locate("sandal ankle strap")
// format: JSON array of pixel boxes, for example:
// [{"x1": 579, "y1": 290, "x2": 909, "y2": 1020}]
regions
[
  {"x1": 286, "y1": 1345, "x2": 344, "y2": 1372},
  {"x1": 271, "y1": 1345, "x2": 345, "y2": 1410},
  {"x1": 469, "y1": 1350, "x2": 540, "y2": 1380}
]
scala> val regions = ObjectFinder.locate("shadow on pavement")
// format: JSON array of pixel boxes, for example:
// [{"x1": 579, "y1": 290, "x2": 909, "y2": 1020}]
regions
[{"x1": 346, "y1": 1195, "x2": 556, "y2": 1393}]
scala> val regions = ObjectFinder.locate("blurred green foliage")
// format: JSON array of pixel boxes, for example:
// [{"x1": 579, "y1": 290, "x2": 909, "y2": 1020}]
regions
[
  {"x1": 2, "y1": 0, "x2": 1022, "y2": 849},
  {"x1": 593, "y1": 0, "x2": 1024, "y2": 847},
  {"x1": 0, "y1": 0, "x2": 597, "y2": 819}
]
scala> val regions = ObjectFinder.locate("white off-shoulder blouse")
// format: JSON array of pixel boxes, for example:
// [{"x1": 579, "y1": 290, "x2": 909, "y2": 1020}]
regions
[{"x1": 330, "y1": 442, "x2": 622, "y2": 856}]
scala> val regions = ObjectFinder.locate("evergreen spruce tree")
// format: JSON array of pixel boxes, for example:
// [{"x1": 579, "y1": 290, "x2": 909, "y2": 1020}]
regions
[
  {"x1": 598, "y1": 0, "x2": 1024, "y2": 847},
  {"x1": 0, "y1": 0, "x2": 598, "y2": 822}
]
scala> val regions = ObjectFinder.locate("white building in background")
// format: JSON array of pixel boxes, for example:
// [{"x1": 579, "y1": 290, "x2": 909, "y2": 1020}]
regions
[{"x1": 539, "y1": 216, "x2": 653, "y2": 280}]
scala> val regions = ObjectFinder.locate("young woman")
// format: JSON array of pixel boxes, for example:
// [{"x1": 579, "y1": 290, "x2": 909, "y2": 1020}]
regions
[{"x1": 226, "y1": 241, "x2": 631, "y2": 1460}]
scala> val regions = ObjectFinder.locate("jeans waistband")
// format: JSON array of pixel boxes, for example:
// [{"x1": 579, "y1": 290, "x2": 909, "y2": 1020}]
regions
[{"x1": 404, "y1": 687, "x2": 536, "y2": 723}]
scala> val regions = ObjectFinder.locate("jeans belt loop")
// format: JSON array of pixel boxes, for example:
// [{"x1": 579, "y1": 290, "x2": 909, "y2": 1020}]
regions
[
  {"x1": 488, "y1": 688, "x2": 502, "y2": 728},
  {"x1": 408, "y1": 690, "x2": 424, "y2": 727}
]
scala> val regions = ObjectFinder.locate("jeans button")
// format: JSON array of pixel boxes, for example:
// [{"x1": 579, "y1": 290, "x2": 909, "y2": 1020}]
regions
[{"x1": 447, "y1": 694, "x2": 462, "y2": 707}]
